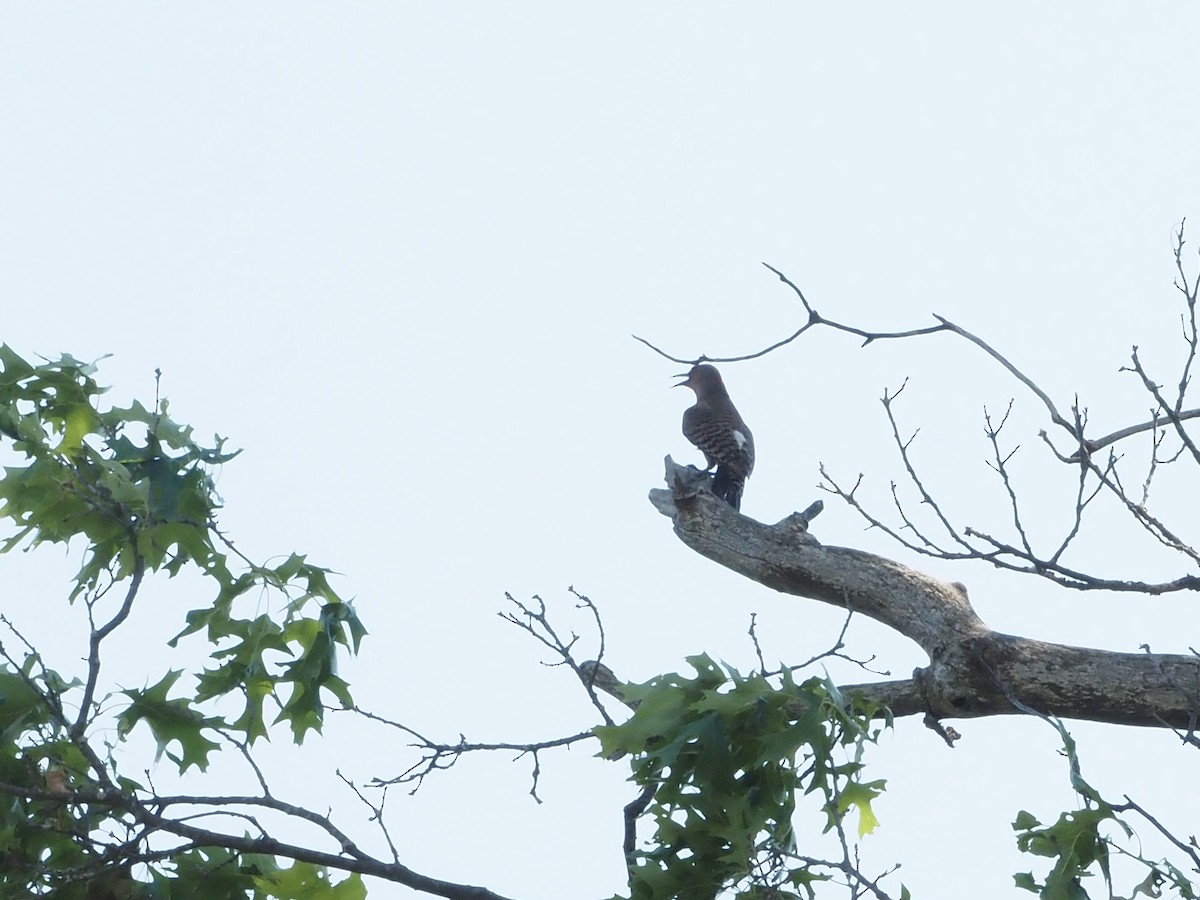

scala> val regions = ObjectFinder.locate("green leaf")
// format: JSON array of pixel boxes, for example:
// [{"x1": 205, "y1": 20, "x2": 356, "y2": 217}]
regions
[
  {"x1": 1014, "y1": 872, "x2": 1038, "y2": 893},
  {"x1": 838, "y1": 779, "x2": 886, "y2": 838},
  {"x1": 160, "y1": 846, "x2": 259, "y2": 897},
  {"x1": 117, "y1": 671, "x2": 221, "y2": 773},
  {"x1": 58, "y1": 402, "x2": 98, "y2": 457},
  {"x1": 252, "y1": 859, "x2": 366, "y2": 900},
  {"x1": 1013, "y1": 810, "x2": 1041, "y2": 831},
  {"x1": 0, "y1": 669, "x2": 48, "y2": 736}
]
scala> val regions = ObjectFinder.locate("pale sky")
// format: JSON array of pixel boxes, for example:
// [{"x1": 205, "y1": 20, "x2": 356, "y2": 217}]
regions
[{"x1": 3, "y1": 6, "x2": 1200, "y2": 898}]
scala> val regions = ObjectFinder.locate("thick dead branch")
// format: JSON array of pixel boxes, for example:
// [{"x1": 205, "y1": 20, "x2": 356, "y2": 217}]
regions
[{"x1": 652, "y1": 458, "x2": 1200, "y2": 730}]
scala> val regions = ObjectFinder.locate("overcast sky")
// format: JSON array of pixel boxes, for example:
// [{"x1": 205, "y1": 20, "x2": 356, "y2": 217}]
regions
[{"x1": 3, "y1": 6, "x2": 1200, "y2": 899}]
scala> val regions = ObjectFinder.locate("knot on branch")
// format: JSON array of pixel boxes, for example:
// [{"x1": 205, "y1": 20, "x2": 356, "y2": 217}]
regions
[{"x1": 652, "y1": 457, "x2": 825, "y2": 548}]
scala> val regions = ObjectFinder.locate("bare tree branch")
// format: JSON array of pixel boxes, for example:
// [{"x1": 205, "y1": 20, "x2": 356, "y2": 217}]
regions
[
  {"x1": 0, "y1": 777, "x2": 524, "y2": 900},
  {"x1": 500, "y1": 592, "x2": 616, "y2": 726},
  {"x1": 75, "y1": 531, "x2": 144, "y2": 740}
]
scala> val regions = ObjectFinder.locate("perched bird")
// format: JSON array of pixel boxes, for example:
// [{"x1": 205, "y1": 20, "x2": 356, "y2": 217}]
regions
[{"x1": 675, "y1": 364, "x2": 755, "y2": 510}]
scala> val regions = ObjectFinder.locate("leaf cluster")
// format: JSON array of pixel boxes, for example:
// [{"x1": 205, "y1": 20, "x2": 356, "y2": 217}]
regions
[
  {"x1": 1012, "y1": 720, "x2": 1197, "y2": 900},
  {"x1": 596, "y1": 654, "x2": 891, "y2": 900},
  {"x1": 0, "y1": 348, "x2": 365, "y2": 896}
]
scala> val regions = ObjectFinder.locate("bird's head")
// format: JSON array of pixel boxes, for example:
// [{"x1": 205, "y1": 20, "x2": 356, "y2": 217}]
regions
[{"x1": 673, "y1": 363, "x2": 723, "y2": 394}]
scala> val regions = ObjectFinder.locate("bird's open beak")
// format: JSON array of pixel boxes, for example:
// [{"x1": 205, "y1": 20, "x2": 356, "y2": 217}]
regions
[{"x1": 673, "y1": 372, "x2": 691, "y2": 388}]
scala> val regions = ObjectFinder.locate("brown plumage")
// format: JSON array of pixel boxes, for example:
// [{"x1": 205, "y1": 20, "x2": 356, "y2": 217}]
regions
[{"x1": 676, "y1": 364, "x2": 754, "y2": 510}]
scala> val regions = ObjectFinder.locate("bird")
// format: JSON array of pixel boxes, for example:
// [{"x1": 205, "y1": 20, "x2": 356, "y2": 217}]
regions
[{"x1": 675, "y1": 363, "x2": 754, "y2": 511}]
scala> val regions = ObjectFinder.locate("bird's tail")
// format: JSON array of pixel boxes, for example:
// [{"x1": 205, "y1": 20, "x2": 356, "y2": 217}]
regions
[{"x1": 711, "y1": 465, "x2": 745, "y2": 511}]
